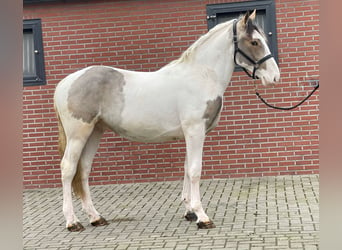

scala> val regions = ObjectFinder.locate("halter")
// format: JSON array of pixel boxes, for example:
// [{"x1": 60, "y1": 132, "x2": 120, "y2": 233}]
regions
[{"x1": 232, "y1": 20, "x2": 273, "y2": 79}]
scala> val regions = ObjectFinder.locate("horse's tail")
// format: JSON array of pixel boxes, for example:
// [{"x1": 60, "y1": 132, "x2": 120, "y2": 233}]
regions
[{"x1": 55, "y1": 106, "x2": 85, "y2": 199}]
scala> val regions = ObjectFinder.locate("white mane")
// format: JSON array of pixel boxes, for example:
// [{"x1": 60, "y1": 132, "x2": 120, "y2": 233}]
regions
[{"x1": 170, "y1": 19, "x2": 234, "y2": 64}]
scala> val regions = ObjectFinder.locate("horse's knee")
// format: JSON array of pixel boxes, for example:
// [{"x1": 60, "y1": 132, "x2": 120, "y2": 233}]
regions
[{"x1": 188, "y1": 169, "x2": 201, "y2": 183}]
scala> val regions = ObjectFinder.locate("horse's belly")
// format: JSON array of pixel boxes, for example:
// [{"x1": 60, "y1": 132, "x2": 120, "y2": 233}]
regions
[
  {"x1": 101, "y1": 104, "x2": 184, "y2": 142},
  {"x1": 113, "y1": 122, "x2": 184, "y2": 143}
]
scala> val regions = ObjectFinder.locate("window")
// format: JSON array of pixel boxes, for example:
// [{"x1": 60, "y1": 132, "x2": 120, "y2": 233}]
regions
[
  {"x1": 206, "y1": 0, "x2": 278, "y2": 64},
  {"x1": 23, "y1": 19, "x2": 46, "y2": 86}
]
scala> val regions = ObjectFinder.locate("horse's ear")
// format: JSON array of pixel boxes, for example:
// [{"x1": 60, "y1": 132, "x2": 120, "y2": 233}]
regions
[
  {"x1": 249, "y1": 9, "x2": 256, "y2": 21},
  {"x1": 243, "y1": 10, "x2": 251, "y2": 25},
  {"x1": 243, "y1": 9, "x2": 256, "y2": 25},
  {"x1": 240, "y1": 10, "x2": 256, "y2": 35}
]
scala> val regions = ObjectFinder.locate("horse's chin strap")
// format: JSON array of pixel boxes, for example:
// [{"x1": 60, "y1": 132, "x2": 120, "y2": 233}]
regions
[{"x1": 232, "y1": 20, "x2": 273, "y2": 80}]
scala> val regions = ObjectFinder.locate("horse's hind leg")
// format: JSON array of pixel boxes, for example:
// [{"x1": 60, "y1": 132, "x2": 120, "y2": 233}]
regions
[
  {"x1": 61, "y1": 139, "x2": 89, "y2": 231},
  {"x1": 78, "y1": 125, "x2": 108, "y2": 227},
  {"x1": 61, "y1": 122, "x2": 94, "y2": 231}
]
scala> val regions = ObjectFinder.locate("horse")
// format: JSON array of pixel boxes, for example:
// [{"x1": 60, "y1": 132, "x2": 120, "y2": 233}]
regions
[{"x1": 54, "y1": 10, "x2": 280, "y2": 232}]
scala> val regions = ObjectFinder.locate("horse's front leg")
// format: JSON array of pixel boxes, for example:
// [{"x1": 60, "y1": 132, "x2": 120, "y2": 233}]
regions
[
  {"x1": 183, "y1": 123, "x2": 215, "y2": 229},
  {"x1": 182, "y1": 156, "x2": 198, "y2": 222}
]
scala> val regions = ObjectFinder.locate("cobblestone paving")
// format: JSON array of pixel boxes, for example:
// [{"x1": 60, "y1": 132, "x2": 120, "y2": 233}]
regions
[{"x1": 23, "y1": 175, "x2": 319, "y2": 249}]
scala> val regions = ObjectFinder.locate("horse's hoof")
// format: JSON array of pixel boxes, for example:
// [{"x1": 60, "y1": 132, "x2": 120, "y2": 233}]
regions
[
  {"x1": 91, "y1": 216, "x2": 109, "y2": 227},
  {"x1": 197, "y1": 220, "x2": 216, "y2": 229},
  {"x1": 67, "y1": 222, "x2": 85, "y2": 232},
  {"x1": 184, "y1": 212, "x2": 198, "y2": 222}
]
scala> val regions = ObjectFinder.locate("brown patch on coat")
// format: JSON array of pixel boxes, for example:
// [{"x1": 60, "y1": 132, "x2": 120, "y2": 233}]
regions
[
  {"x1": 67, "y1": 66, "x2": 125, "y2": 124},
  {"x1": 203, "y1": 96, "x2": 222, "y2": 132}
]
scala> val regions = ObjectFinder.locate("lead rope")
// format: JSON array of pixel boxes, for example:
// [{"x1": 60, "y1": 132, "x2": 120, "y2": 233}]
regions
[{"x1": 253, "y1": 80, "x2": 319, "y2": 111}]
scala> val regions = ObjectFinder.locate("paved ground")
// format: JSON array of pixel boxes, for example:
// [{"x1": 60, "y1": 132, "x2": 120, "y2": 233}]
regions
[{"x1": 23, "y1": 175, "x2": 319, "y2": 249}]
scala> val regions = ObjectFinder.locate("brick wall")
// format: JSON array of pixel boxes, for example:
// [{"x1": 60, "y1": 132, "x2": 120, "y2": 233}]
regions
[{"x1": 23, "y1": 0, "x2": 319, "y2": 189}]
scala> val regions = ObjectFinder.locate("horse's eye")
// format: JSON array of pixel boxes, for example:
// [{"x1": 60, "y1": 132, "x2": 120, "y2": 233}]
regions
[{"x1": 251, "y1": 41, "x2": 258, "y2": 46}]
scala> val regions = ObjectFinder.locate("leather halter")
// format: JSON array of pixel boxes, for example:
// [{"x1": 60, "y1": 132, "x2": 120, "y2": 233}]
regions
[{"x1": 233, "y1": 20, "x2": 274, "y2": 79}]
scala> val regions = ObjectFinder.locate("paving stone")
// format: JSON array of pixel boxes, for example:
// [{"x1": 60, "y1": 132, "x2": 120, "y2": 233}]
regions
[{"x1": 23, "y1": 175, "x2": 319, "y2": 249}]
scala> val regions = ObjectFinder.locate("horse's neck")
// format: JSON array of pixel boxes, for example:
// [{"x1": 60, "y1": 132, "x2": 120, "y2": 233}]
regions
[{"x1": 173, "y1": 22, "x2": 235, "y2": 92}]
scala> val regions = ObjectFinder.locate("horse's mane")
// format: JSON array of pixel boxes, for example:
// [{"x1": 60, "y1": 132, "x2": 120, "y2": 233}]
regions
[
  {"x1": 167, "y1": 15, "x2": 266, "y2": 66},
  {"x1": 169, "y1": 19, "x2": 235, "y2": 65}
]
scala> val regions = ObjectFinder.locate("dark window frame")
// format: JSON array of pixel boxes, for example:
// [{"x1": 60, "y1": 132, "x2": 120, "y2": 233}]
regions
[
  {"x1": 206, "y1": 0, "x2": 278, "y2": 65},
  {"x1": 23, "y1": 19, "x2": 46, "y2": 86},
  {"x1": 24, "y1": 0, "x2": 67, "y2": 4}
]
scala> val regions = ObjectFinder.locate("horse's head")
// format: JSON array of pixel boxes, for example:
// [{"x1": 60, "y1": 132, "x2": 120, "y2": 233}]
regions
[{"x1": 234, "y1": 10, "x2": 280, "y2": 86}]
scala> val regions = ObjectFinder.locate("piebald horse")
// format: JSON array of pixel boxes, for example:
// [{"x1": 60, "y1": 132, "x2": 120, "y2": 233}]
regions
[{"x1": 54, "y1": 10, "x2": 280, "y2": 231}]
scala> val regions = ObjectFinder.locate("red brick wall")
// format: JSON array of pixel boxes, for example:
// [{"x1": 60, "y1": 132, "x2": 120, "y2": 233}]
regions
[{"x1": 23, "y1": 0, "x2": 319, "y2": 189}]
